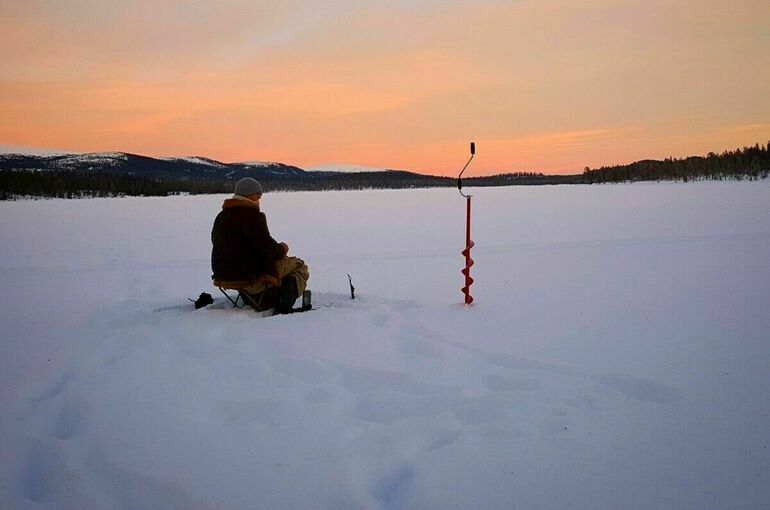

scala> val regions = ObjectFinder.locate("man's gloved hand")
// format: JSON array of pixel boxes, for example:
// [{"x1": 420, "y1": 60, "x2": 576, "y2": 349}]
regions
[{"x1": 280, "y1": 242, "x2": 289, "y2": 255}]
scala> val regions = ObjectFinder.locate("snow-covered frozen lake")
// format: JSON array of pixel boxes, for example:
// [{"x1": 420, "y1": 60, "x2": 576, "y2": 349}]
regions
[{"x1": 1, "y1": 182, "x2": 769, "y2": 509}]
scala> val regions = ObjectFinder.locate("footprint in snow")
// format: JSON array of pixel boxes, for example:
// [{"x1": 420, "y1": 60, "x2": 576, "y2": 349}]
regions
[
  {"x1": 337, "y1": 365, "x2": 459, "y2": 397},
  {"x1": 396, "y1": 333, "x2": 445, "y2": 360},
  {"x1": 370, "y1": 463, "x2": 414, "y2": 509},
  {"x1": 54, "y1": 398, "x2": 87, "y2": 440},
  {"x1": 593, "y1": 373, "x2": 682, "y2": 403}
]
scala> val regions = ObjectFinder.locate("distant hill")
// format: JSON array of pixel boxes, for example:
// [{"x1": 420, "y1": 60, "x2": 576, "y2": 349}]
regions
[
  {"x1": 0, "y1": 151, "x2": 581, "y2": 186},
  {"x1": 1, "y1": 142, "x2": 767, "y2": 199},
  {"x1": 0, "y1": 151, "x2": 459, "y2": 198},
  {"x1": 0, "y1": 152, "x2": 307, "y2": 181}
]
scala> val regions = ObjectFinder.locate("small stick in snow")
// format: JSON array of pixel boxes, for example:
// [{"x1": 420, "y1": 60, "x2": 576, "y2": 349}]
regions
[{"x1": 347, "y1": 274, "x2": 355, "y2": 300}]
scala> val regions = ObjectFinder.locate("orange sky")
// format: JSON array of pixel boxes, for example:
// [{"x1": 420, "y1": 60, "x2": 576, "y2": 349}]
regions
[{"x1": 1, "y1": 0, "x2": 768, "y2": 176}]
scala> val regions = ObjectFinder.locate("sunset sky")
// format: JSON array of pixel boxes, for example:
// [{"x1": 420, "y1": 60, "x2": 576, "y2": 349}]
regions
[{"x1": 1, "y1": 0, "x2": 768, "y2": 176}]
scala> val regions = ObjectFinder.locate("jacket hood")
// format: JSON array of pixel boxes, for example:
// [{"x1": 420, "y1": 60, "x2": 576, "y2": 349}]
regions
[{"x1": 222, "y1": 196, "x2": 261, "y2": 211}]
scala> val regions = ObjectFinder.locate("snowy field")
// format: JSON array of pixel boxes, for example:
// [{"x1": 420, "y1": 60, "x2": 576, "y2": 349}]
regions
[{"x1": 1, "y1": 182, "x2": 769, "y2": 509}]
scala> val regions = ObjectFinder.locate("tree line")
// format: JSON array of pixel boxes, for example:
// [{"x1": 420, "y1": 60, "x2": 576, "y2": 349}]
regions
[
  {"x1": 2, "y1": 142, "x2": 767, "y2": 200},
  {"x1": 0, "y1": 171, "x2": 230, "y2": 200},
  {"x1": 0, "y1": 170, "x2": 456, "y2": 200},
  {"x1": 582, "y1": 142, "x2": 770, "y2": 183},
  {"x1": 0, "y1": 169, "x2": 583, "y2": 200}
]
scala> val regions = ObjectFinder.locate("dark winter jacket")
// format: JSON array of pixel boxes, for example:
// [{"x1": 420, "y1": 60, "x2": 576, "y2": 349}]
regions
[{"x1": 211, "y1": 197, "x2": 287, "y2": 281}]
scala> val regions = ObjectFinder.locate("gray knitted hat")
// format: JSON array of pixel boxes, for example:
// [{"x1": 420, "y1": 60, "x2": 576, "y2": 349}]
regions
[{"x1": 233, "y1": 177, "x2": 263, "y2": 197}]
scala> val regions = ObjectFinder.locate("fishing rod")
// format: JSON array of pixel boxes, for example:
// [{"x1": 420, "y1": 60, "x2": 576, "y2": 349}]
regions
[{"x1": 458, "y1": 142, "x2": 475, "y2": 305}]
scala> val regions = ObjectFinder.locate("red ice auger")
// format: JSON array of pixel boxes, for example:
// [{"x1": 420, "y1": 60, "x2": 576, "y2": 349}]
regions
[{"x1": 457, "y1": 142, "x2": 476, "y2": 305}]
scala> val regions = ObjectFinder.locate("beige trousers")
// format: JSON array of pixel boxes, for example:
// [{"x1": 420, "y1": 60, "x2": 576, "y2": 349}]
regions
[{"x1": 243, "y1": 256, "x2": 309, "y2": 295}]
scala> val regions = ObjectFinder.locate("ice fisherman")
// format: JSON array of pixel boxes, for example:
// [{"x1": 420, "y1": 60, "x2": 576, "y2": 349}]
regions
[{"x1": 211, "y1": 177, "x2": 309, "y2": 313}]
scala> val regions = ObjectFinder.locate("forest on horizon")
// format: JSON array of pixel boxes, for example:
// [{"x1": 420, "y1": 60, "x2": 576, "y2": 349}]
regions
[{"x1": 1, "y1": 142, "x2": 768, "y2": 200}]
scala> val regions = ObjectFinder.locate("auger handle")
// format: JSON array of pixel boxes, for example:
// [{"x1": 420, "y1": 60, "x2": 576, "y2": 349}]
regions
[{"x1": 458, "y1": 142, "x2": 475, "y2": 198}]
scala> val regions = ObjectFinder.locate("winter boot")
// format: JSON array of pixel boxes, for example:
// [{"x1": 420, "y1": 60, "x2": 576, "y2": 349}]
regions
[{"x1": 275, "y1": 275, "x2": 299, "y2": 314}]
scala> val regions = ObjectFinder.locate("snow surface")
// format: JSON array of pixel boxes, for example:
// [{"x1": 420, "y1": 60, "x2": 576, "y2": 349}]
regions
[
  {"x1": 236, "y1": 161, "x2": 285, "y2": 168},
  {"x1": 1, "y1": 182, "x2": 769, "y2": 509},
  {"x1": 53, "y1": 152, "x2": 129, "y2": 167},
  {"x1": 161, "y1": 156, "x2": 226, "y2": 167}
]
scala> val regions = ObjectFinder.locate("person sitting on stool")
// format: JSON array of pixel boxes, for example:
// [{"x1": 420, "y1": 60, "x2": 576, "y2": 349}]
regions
[{"x1": 211, "y1": 177, "x2": 309, "y2": 313}]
